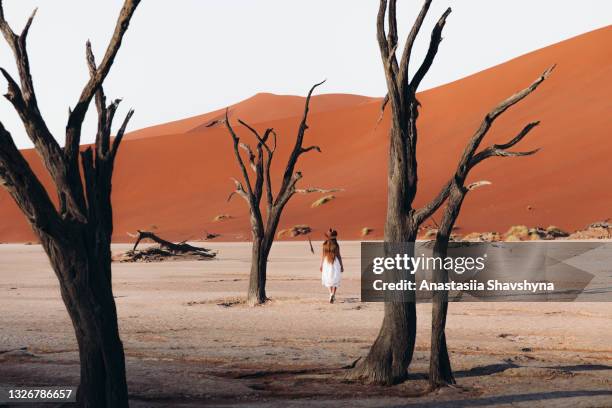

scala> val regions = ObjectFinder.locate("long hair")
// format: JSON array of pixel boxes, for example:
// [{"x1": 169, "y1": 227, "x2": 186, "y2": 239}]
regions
[{"x1": 322, "y1": 229, "x2": 339, "y2": 263}]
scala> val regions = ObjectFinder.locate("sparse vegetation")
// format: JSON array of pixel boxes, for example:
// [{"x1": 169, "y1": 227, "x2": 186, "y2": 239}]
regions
[
  {"x1": 213, "y1": 214, "x2": 233, "y2": 222},
  {"x1": 277, "y1": 225, "x2": 312, "y2": 238},
  {"x1": 361, "y1": 227, "x2": 374, "y2": 237},
  {"x1": 311, "y1": 194, "x2": 336, "y2": 207}
]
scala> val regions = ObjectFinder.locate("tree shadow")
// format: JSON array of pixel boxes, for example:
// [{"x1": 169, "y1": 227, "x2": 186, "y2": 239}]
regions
[
  {"x1": 454, "y1": 362, "x2": 612, "y2": 379},
  {"x1": 454, "y1": 362, "x2": 519, "y2": 378},
  {"x1": 552, "y1": 364, "x2": 612, "y2": 372},
  {"x1": 390, "y1": 390, "x2": 612, "y2": 408}
]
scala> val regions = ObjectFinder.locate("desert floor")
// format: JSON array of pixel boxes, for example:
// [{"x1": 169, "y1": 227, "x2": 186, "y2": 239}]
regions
[{"x1": 1, "y1": 242, "x2": 611, "y2": 407}]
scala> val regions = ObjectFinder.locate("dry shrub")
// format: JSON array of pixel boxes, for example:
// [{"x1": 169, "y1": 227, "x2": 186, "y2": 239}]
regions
[
  {"x1": 361, "y1": 227, "x2": 374, "y2": 237},
  {"x1": 311, "y1": 195, "x2": 335, "y2": 208},
  {"x1": 213, "y1": 214, "x2": 233, "y2": 222},
  {"x1": 277, "y1": 225, "x2": 312, "y2": 238}
]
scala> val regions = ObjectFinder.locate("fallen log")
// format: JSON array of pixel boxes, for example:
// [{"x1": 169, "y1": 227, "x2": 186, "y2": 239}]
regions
[{"x1": 118, "y1": 230, "x2": 216, "y2": 262}]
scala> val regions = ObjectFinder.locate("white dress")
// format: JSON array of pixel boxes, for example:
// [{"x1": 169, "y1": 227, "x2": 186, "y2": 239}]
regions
[{"x1": 322, "y1": 257, "x2": 342, "y2": 287}]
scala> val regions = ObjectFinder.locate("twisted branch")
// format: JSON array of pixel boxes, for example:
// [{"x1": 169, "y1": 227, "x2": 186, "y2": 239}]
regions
[{"x1": 413, "y1": 66, "x2": 554, "y2": 226}]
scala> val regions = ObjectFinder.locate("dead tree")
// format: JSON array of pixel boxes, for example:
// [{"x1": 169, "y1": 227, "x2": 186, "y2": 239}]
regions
[
  {"x1": 349, "y1": 0, "x2": 553, "y2": 386},
  {"x1": 0, "y1": 1, "x2": 140, "y2": 406},
  {"x1": 429, "y1": 68, "x2": 553, "y2": 388},
  {"x1": 225, "y1": 81, "x2": 324, "y2": 305},
  {"x1": 348, "y1": 0, "x2": 453, "y2": 385},
  {"x1": 124, "y1": 230, "x2": 216, "y2": 261}
]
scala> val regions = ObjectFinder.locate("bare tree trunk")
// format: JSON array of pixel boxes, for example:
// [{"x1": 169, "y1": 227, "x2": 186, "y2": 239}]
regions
[
  {"x1": 41, "y1": 234, "x2": 128, "y2": 407},
  {"x1": 428, "y1": 187, "x2": 462, "y2": 387},
  {"x1": 248, "y1": 236, "x2": 269, "y2": 305},
  {"x1": 430, "y1": 301, "x2": 453, "y2": 386},
  {"x1": 348, "y1": 0, "x2": 453, "y2": 384},
  {"x1": 349, "y1": 122, "x2": 420, "y2": 385},
  {"x1": 429, "y1": 237, "x2": 455, "y2": 387},
  {"x1": 350, "y1": 301, "x2": 417, "y2": 385}
]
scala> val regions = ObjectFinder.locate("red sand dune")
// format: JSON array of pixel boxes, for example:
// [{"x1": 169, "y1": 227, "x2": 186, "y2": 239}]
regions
[{"x1": 1, "y1": 27, "x2": 610, "y2": 243}]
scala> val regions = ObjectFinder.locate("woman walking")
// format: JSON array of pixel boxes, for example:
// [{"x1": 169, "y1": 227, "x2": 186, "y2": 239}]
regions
[{"x1": 320, "y1": 229, "x2": 344, "y2": 303}]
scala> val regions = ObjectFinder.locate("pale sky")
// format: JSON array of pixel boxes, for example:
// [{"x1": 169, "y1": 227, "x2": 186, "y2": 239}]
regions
[{"x1": 1, "y1": 1, "x2": 610, "y2": 148}]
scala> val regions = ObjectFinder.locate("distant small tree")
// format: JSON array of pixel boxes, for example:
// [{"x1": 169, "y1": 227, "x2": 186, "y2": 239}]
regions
[
  {"x1": 349, "y1": 0, "x2": 553, "y2": 386},
  {"x1": 225, "y1": 82, "x2": 325, "y2": 305},
  {"x1": 0, "y1": 1, "x2": 140, "y2": 406}
]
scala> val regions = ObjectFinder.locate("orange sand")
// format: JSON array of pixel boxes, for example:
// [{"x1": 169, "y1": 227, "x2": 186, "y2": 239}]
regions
[{"x1": 0, "y1": 27, "x2": 610, "y2": 243}]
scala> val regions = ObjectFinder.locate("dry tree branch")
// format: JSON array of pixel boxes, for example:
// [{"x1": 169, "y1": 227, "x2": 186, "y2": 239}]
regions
[
  {"x1": 466, "y1": 180, "x2": 492, "y2": 191},
  {"x1": 234, "y1": 119, "x2": 277, "y2": 209},
  {"x1": 238, "y1": 120, "x2": 274, "y2": 152},
  {"x1": 0, "y1": 3, "x2": 39, "y2": 105},
  {"x1": 376, "y1": 0, "x2": 390, "y2": 62},
  {"x1": 225, "y1": 109, "x2": 255, "y2": 201},
  {"x1": 110, "y1": 109, "x2": 134, "y2": 161},
  {"x1": 295, "y1": 187, "x2": 344, "y2": 194},
  {"x1": 0, "y1": 121, "x2": 62, "y2": 237},
  {"x1": 62, "y1": 0, "x2": 140, "y2": 223},
  {"x1": 227, "y1": 177, "x2": 250, "y2": 203},
  {"x1": 239, "y1": 142, "x2": 257, "y2": 172},
  {"x1": 386, "y1": 0, "x2": 400, "y2": 76},
  {"x1": 275, "y1": 80, "x2": 325, "y2": 205},
  {"x1": 377, "y1": 94, "x2": 390, "y2": 126},
  {"x1": 398, "y1": 0, "x2": 434, "y2": 92},
  {"x1": 456, "y1": 66, "x2": 554, "y2": 173},
  {"x1": 410, "y1": 7, "x2": 452, "y2": 92},
  {"x1": 85, "y1": 40, "x2": 134, "y2": 164},
  {"x1": 377, "y1": 1, "x2": 401, "y2": 113},
  {"x1": 0, "y1": 2, "x2": 88, "y2": 219},
  {"x1": 413, "y1": 66, "x2": 554, "y2": 226},
  {"x1": 66, "y1": 0, "x2": 141, "y2": 158},
  {"x1": 263, "y1": 130, "x2": 276, "y2": 210},
  {"x1": 300, "y1": 145, "x2": 321, "y2": 154}
]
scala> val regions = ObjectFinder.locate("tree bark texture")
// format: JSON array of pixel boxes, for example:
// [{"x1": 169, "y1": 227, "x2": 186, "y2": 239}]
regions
[{"x1": 0, "y1": 1, "x2": 141, "y2": 406}]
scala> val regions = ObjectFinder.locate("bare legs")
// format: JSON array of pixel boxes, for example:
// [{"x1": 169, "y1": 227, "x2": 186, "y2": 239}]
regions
[{"x1": 328, "y1": 286, "x2": 338, "y2": 303}]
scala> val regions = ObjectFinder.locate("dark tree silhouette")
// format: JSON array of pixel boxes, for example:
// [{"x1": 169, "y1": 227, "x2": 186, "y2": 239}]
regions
[
  {"x1": 347, "y1": 0, "x2": 453, "y2": 386},
  {"x1": 429, "y1": 68, "x2": 553, "y2": 388},
  {"x1": 225, "y1": 81, "x2": 325, "y2": 305},
  {"x1": 0, "y1": 1, "x2": 140, "y2": 406},
  {"x1": 349, "y1": 0, "x2": 554, "y2": 386}
]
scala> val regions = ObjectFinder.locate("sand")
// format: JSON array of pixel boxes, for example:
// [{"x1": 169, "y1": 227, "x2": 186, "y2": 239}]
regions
[
  {"x1": 1, "y1": 26, "x2": 611, "y2": 243},
  {"x1": 1, "y1": 242, "x2": 611, "y2": 407}
]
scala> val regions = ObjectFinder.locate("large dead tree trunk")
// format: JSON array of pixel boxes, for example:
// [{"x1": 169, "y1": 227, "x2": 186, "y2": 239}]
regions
[
  {"x1": 225, "y1": 82, "x2": 326, "y2": 305},
  {"x1": 351, "y1": 0, "x2": 554, "y2": 386},
  {"x1": 0, "y1": 1, "x2": 140, "y2": 406},
  {"x1": 248, "y1": 235, "x2": 269, "y2": 303},
  {"x1": 349, "y1": 0, "x2": 451, "y2": 385},
  {"x1": 59, "y1": 243, "x2": 129, "y2": 406},
  {"x1": 429, "y1": 188, "x2": 461, "y2": 387},
  {"x1": 428, "y1": 68, "x2": 553, "y2": 389}
]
